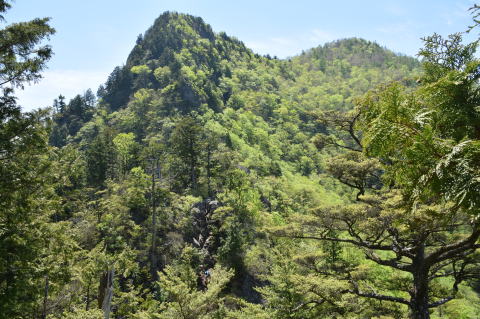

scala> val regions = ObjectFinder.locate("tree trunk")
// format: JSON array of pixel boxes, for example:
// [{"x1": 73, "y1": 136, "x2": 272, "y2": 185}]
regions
[
  {"x1": 86, "y1": 280, "x2": 91, "y2": 310},
  {"x1": 102, "y1": 268, "x2": 114, "y2": 319},
  {"x1": 150, "y1": 160, "x2": 158, "y2": 280},
  {"x1": 189, "y1": 139, "x2": 197, "y2": 192},
  {"x1": 411, "y1": 281, "x2": 430, "y2": 319},
  {"x1": 206, "y1": 145, "x2": 212, "y2": 197},
  {"x1": 41, "y1": 274, "x2": 49, "y2": 319},
  {"x1": 98, "y1": 272, "x2": 106, "y2": 309},
  {"x1": 410, "y1": 244, "x2": 430, "y2": 319}
]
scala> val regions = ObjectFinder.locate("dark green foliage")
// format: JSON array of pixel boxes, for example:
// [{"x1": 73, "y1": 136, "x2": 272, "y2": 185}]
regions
[
  {"x1": 49, "y1": 91, "x2": 96, "y2": 146},
  {"x1": 169, "y1": 116, "x2": 204, "y2": 193},
  {"x1": 52, "y1": 13, "x2": 423, "y2": 317},
  {"x1": 99, "y1": 66, "x2": 133, "y2": 111},
  {"x1": 85, "y1": 128, "x2": 117, "y2": 187},
  {"x1": 7, "y1": 5, "x2": 480, "y2": 319},
  {"x1": 0, "y1": 108, "x2": 53, "y2": 318},
  {"x1": 0, "y1": 1, "x2": 58, "y2": 317},
  {"x1": 0, "y1": 3, "x2": 54, "y2": 92}
]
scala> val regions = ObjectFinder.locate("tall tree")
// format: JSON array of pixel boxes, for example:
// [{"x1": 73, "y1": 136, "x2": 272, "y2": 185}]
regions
[
  {"x1": 170, "y1": 116, "x2": 204, "y2": 193},
  {"x1": 0, "y1": 0, "x2": 55, "y2": 316},
  {"x1": 85, "y1": 128, "x2": 117, "y2": 187},
  {"x1": 275, "y1": 32, "x2": 480, "y2": 319}
]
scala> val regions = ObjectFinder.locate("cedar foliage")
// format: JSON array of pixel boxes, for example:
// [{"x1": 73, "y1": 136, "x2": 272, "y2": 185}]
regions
[{"x1": 3, "y1": 3, "x2": 480, "y2": 319}]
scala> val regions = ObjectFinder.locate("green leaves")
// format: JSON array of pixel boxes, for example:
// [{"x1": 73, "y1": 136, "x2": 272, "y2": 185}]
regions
[
  {"x1": 113, "y1": 132, "x2": 139, "y2": 176},
  {"x1": 20, "y1": 7, "x2": 480, "y2": 319},
  {"x1": 0, "y1": 3, "x2": 57, "y2": 315},
  {"x1": 418, "y1": 140, "x2": 480, "y2": 212},
  {"x1": 0, "y1": 0, "x2": 55, "y2": 91},
  {"x1": 326, "y1": 151, "x2": 382, "y2": 199},
  {"x1": 141, "y1": 247, "x2": 234, "y2": 319}
]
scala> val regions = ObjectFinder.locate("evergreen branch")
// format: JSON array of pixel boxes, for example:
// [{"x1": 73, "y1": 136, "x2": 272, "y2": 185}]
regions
[
  {"x1": 426, "y1": 225, "x2": 480, "y2": 265},
  {"x1": 364, "y1": 250, "x2": 411, "y2": 272},
  {"x1": 428, "y1": 297, "x2": 454, "y2": 308},
  {"x1": 280, "y1": 234, "x2": 393, "y2": 251},
  {"x1": 292, "y1": 299, "x2": 326, "y2": 312},
  {"x1": 348, "y1": 279, "x2": 410, "y2": 306}
]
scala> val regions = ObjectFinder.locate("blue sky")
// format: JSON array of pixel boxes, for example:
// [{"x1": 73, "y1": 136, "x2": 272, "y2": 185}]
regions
[{"x1": 6, "y1": 0, "x2": 477, "y2": 110}]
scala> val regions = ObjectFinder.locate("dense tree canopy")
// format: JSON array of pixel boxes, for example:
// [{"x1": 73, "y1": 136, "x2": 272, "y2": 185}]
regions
[
  {"x1": 2, "y1": 4, "x2": 480, "y2": 319},
  {"x1": 0, "y1": 1, "x2": 58, "y2": 317}
]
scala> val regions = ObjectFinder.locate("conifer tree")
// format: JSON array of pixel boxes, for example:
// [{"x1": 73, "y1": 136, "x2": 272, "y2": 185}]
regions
[
  {"x1": 275, "y1": 31, "x2": 480, "y2": 319},
  {"x1": 0, "y1": 0, "x2": 56, "y2": 316}
]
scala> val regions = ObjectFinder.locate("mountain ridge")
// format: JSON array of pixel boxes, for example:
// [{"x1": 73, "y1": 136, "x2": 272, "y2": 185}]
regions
[
  {"x1": 93, "y1": 12, "x2": 419, "y2": 114},
  {"x1": 47, "y1": 9, "x2": 424, "y2": 311},
  {"x1": 6, "y1": 4, "x2": 480, "y2": 317}
]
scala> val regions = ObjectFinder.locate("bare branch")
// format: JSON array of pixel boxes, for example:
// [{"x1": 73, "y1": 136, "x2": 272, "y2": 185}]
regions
[
  {"x1": 351, "y1": 290, "x2": 410, "y2": 305},
  {"x1": 364, "y1": 251, "x2": 411, "y2": 272},
  {"x1": 426, "y1": 226, "x2": 480, "y2": 265},
  {"x1": 348, "y1": 279, "x2": 410, "y2": 306},
  {"x1": 279, "y1": 234, "x2": 393, "y2": 251},
  {"x1": 292, "y1": 299, "x2": 326, "y2": 312},
  {"x1": 348, "y1": 112, "x2": 363, "y2": 149},
  {"x1": 332, "y1": 141, "x2": 362, "y2": 152},
  {"x1": 428, "y1": 297, "x2": 454, "y2": 308}
]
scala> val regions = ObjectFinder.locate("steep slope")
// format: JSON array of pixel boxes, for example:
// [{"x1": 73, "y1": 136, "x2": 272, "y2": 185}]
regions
[
  {"x1": 49, "y1": 9, "x2": 420, "y2": 280},
  {"x1": 90, "y1": 13, "x2": 419, "y2": 175},
  {"x1": 99, "y1": 12, "x2": 254, "y2": 114},
  {"x1": 45, "y1": 12, "x2": 480, "y2": 319}
]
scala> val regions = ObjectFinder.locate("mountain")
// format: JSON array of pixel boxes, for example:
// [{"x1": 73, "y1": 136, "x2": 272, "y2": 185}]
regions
[
  {"x1": 51, "y1": 12, "x2": 420, "y2": 165},
  {"x1": 32, "y1": 11, "x2": 480, "y2": 319}
]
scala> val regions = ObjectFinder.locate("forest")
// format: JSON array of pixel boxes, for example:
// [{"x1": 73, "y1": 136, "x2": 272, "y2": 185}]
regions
[{"x1": 1, "y1": 1, "x2": 480, "y2": 318}]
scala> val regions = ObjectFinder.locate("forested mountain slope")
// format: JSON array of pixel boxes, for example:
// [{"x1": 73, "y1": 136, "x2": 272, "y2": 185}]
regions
[{"x1": 4, "y1": 9, "x2": 480, "y2": 319}]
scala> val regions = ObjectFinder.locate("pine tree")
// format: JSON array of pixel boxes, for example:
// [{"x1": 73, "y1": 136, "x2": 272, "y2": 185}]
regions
[
  {"x1": 0, "y1": 1, "x2": 56, "y2": 316},
  {"x1": 275, "y1": 32, "x2": 480, "y2": 319}
]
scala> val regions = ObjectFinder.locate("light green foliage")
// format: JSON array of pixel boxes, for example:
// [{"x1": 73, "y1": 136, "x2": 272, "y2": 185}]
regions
[
  {"x1": 325, "y1": 151, "x2": 382, "y2": 199},
  {"x1": 131, "y1": 65, "x2": 152, "y2": 75},
  {"x1": 154, "y1": 66, "x2": 172, "y2": 87},
  {"x1": 113, "y1": 132, "x2": 138, "y2": 175},
  {"x1": 270, "y1": 31, "x2": 480, "y2": 319},
  {"x1": 38, "y1": 12, "x2": 425, "y2": 318},
  {"x1": 131, "y1": 65, "x2": 152, "y2": 89},
  {"x1": 255, "y1": 249, "x2": 352, "y2": 318},
  {"x1": 358, "y1": 36, "x2": 480, "y2": 212},
  {"x1": 430, "y1": 285, "x2": 480, "y2": 318},
  {"x1": 56, "y1": 307, "x2": 103, "y2": 319},
  {"x1": 10, "y1": 6, "x2": 480, "y2": 319},
  {"x1": 137, "y1": 247, "x2": 234, "y2": 319}
]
